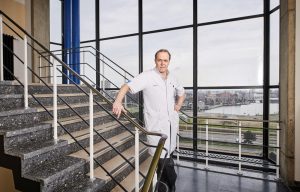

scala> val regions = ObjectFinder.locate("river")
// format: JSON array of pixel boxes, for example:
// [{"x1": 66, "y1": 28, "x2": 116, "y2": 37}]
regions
[{"x1": 201, "y1": 103, "x2": 279, "y2": 116}]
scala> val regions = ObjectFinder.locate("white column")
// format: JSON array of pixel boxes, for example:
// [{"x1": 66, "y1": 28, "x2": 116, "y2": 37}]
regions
[
  {"x1": 89, "y1": 89, "x2": 94, "y2": 180},
  {"x1": 24, "y1": 35, "x2": 28, "y2": 109},
  {"x1": 0, "y1": 14, "x2": 3, "y2": 81},
  {"x1": 135, "y1": 127, "x2": 139, "y2": 192}
]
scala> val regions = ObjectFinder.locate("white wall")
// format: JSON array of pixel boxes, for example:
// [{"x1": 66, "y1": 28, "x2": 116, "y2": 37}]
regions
[{"x1": 295, "y1": 0, "x2": 300, "y2": 182}]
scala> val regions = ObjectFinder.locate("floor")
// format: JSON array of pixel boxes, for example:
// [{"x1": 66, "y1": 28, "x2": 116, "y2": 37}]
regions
[{"x1": 175, "y1": 165, "x2": 292, "y2": 192}]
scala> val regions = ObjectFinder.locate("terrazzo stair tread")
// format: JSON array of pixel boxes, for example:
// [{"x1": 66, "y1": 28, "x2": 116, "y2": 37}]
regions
[
  {"x1": 111, "y1": 156, "x2": 153, "y2": 192},
  {"x1": 30, "y1": 93, "x2": 97, "y2": 97},
  {"x1": 55, "y1": 177, "x2": 106, "y2": 192},
  {"x1": 43, "y1": 111, "x2": 108, "y2": 126},
  {"x1": 0, "y1": 94, "x2": 23, "y2": 99},
  {"x1": 5, "y1": 139, "x2": 68, "y2": 159},
  {"x1": 69, "y1": 131, "x2": 133, "y2": 160},
  {"x1": 35, "y1": 102, "x2": 106, "y2": 112},
  {"x1": 27, "y1": 83, "x2": 90, "y2": 94},
  {"x1": 91, "y1": 144, "x2": 147, "y2": 182},
  {"x1": 2, "y1": 123, "x2": 51, "y2": 137},
  {"x1": 0, "y1": 81, "x2": 18, "y2": 85},
  {"x1": 23, "y1": 156, "x2": 86, "y2": 184},
  {"x1": 0, "y1": 107, "x2": 37, "y2": 117},
  {"x1": 58, "y1": 120, "x2": 128, "y2": 144},
  {"x1": 28, "y1": 93, "x2": 103, "y2": 107}
]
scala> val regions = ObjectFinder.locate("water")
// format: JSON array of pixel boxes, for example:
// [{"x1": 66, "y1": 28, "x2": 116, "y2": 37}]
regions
[{"x1": 203, "y1": 103, "x2": 279, "y2": 116}]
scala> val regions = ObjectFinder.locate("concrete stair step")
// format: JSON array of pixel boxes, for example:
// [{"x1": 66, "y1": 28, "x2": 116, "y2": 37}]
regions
[
  {"x1": 23, "y1": 156, "x2": 87, "y2": 192},
  {"x1": 1, "y1": 123, "x2": 53, "y2": 148},
  {"x1": 111, "y1": 156, "x2": 153, "y2": 192}
]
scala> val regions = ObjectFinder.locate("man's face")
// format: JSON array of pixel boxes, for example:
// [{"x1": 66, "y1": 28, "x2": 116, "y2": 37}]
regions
[{"x1": 155, "y1": 52, "x2": 170, "y2": 74}]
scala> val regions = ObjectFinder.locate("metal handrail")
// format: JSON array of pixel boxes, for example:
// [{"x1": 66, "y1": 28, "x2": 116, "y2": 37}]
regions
[
  {"x1": 42, "y1": 45, "x2": 134, "y2": 78},
  {"x1": 0, "y1": 10, "x2": 166, "y2": 192}
]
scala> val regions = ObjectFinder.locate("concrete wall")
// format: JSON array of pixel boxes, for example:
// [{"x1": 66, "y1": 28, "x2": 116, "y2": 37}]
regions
[
  {"x1": 0, "y1": 0, "x2": 26, "y2": 36},
  {"x1": 31, "y1": 0, "x2": 50, "y2": 83},
  {"x1": 279, "y1": 0, "x2": 297, "y2": 185},
  {"x1": 295, "y1": 0, "x2": 300, "y2": 182},
  {"x1": 0, "y1": 0, "x2": 33, "y2": 84},
  {"x1": 0, "y1": 167, "x2": 16, "y2": 192}
]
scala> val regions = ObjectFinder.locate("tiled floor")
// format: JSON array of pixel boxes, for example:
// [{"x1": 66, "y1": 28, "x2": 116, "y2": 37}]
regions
[{"x1": 175, "y1": 165, "x2": 292, "y2": 192}]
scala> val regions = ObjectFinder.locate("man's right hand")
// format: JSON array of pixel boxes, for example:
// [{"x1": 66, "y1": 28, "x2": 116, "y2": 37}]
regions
[{"x1": 112, "y1": 101, "x2": 125, "y2": 118}]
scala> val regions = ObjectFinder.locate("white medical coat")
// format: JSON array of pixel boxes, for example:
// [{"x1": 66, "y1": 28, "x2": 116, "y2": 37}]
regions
[{"x1": 127, "y1": 68, "x2": 185, "y2": 158}]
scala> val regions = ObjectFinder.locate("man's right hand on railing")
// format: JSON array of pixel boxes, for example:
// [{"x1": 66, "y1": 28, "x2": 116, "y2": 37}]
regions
[
  {"x1": 112, "y1": 84, "x2": 130, "y2": 118},
  {"x1": 112, "y1": 101, "x2": 126, "y2": 119}
]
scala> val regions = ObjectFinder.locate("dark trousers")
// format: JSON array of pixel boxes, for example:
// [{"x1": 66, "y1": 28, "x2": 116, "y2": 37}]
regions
[{"x1": 157, "y1": 157, "x2": 177, "y2": 192}]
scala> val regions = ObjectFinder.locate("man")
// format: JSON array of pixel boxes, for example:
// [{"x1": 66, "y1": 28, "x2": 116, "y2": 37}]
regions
[{"x1": 112, "y1": 49, "x2": 185, "y2": 191}]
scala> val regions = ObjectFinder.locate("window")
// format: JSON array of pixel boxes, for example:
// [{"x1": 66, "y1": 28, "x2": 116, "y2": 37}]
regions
[
  {"x1": 100, "y1": 0, "x2": 138, "y2": 38},
  {"x1": 198, "y1": 18, "x2": 263, "y2": 86},
  {"x1": 198, "y1": 0, "x2": 263, "y2": 23},
  {"x1": 270, "y1": 11, "x2": 279, "y2": 85},
  {"x1": 50, "y1": 0, "x2": 62, "y2": 44},
  {"x1": 80, "y1": 0, "x2": 95, "y2": 41},
  {"x1": 100, "y1": 36, "x2": 139, "y2": 87},
  {"x1": 143, "y1": 29, "x2": 193, "y2": 87},
  {"x1": 143, "y1": 0, "x2": 193, "y2": 31}
]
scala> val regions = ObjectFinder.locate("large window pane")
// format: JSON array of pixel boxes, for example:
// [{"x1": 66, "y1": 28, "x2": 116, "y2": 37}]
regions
[
  {"x1": 143, "y1": 0, "x2": 193, "y2": 31},
  {"x1": 143, "y1": 29, "x2": 193, "y2": 87},
  {"x1": 198, "y1": 18, "x2": 263, "y2": 86},
  {"x1": 80, "y1": 0, "x2": 95, "y2": 41},
  {"x1": 197, "y1": 88, "x2": 264, "y2": 156},
  {"x1": 198, "y1": 0, "x2": 263, "y2": 23},
  {"x1": 100, "y1": 0, "x2": 138, "y2": 38},
  {"x1": 270, "y1": 0, "x2": 280, "y2": 10},
  {"x1": 270, "y1": 11, "x2": 279, "y2": 85},
  {"x1": 269, "y1": 88, "x2": 279, "y2": 162},
  {"x1": 50, "y1": 0, "x2": 61, "y2": 43},
  {"x1": 179, "y1": 88, "x2": 194, "y2": 149},
  {"x1": 100, "y1": 36, "x2": 139, "y2": 87}
]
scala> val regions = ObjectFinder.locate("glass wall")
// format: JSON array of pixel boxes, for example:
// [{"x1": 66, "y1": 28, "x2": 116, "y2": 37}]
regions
[{"x1": 50, "y1": 0, "x2": 280, "y2": 162}]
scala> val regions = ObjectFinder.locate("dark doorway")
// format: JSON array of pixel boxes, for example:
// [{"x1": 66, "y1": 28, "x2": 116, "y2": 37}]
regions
[{"x1": 3, "y1": 34, "x2": 14, "y2": 80}]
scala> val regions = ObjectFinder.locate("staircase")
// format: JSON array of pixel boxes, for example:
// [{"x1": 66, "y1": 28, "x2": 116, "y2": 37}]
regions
[{"x1": 0, "y1": 81, "x2": 152, "y2": 191}]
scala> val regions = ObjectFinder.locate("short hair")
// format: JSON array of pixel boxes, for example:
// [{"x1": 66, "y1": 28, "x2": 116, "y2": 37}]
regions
[{"x1": 155, "y1": 49, "x2": 171, "y2": 60}]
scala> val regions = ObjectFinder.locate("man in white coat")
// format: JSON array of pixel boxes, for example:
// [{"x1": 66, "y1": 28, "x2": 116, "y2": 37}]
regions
[{"x1": 112, "y1": 49, "x2": 185, "y2": 191}]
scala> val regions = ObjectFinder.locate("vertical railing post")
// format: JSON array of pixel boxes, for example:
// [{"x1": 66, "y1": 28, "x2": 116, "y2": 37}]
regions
[
  {"x1": 124, "y1": 72, "x2": 127, "y2": 108},
  {"x1": 82, "y1": 48, "x2": 85, "y2": 84},
  {"x1": 53, "y1": 56, "x2": 57, "y2": 140},
  {"x1": 135, "y1": 127, "x2": 139, "y2": 192},
  {"x1": 276, "y1": 123, "x2": 280, "y2": 179},
  {"x1": 238, "y1": 121, "x2": 243, "y2": 175},
  {"x1": 89, "y1": 89, "x2": 94, "y2": 180},
  {"x1": 24, "y1": 35, "x2": 28, "y2": 109},
  {"x1": 205, "y1": 119, "x2": 209, "y2": 169},
  {"x1": 0, "y1": 14, "x2": 3, "y2": 81},
  {"x1": 39, "y1": 55, "x2": 41, "y2": 83},
  {"x1": 102, "y1": 56, "x2": 105, "y2": 92},
  {"x1": 177, "y1": 127, "x2": 180, "y2": 164}
]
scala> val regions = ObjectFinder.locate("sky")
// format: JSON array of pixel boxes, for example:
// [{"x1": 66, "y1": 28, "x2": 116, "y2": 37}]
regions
[{"x1": 50, "y1": 0, "x2": 280, "y2": 87}]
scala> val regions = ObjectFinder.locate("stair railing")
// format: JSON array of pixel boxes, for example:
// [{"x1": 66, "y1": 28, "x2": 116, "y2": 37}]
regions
[
  {"x1": 0, "y1": 10, "x2": 167, "y2": 192},
  {"x1": 46, "y1": 46, "x2": 282, "y2": 181}
]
